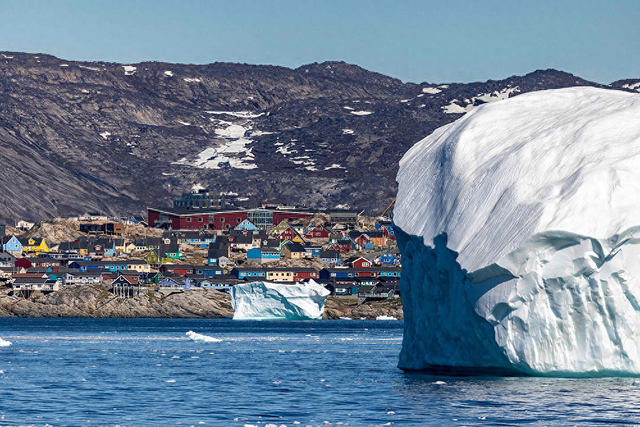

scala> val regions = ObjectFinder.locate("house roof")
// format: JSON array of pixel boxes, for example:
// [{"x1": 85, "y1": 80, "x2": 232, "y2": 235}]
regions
[{"x1": 320, "y1": 250, "x2": 340, "y2": 258}]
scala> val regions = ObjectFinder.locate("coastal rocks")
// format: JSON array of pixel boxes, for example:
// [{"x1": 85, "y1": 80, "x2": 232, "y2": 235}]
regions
[{"x1": 0, "y1": 285, "x2": 234, "y2": 318}]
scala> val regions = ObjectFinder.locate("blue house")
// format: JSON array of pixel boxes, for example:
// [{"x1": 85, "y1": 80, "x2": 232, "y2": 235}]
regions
[
  {"x1": 246, "y1": 248, "x2": 281, "y2": 264},
  {"x1": 194, "y1": 266, "x2": 224, "y2": 278},
  {"x1": 235, "y1": 219, "x2": 257, "y2": 231},
  {"x1": 1, "y1": 236, "x2": 22, "y2": 254},
  {"x1": 182, "y1": 232, "x2": 216, "y2": 248},
  {"x1": 69, "y1": 261, "x2": 130, "y2": 272},
  {"x1": 304, "y1": 244, "x2": 323, "y2": 257},
  {"x1": 376, "y1": 268, "x2": 401, "y2": 278},
  {"x1": 378, "y1": 251, "x2": 398, "y2": 265},
  {"x1": 158, "y1": 277, "x2": 195, "y2": 291},
  {"x1": 231, "y1": 267, "x2": 266, "y2": 280},
  {"x1": 320, "y1": 268, "x2": 356, "y2": 279}
]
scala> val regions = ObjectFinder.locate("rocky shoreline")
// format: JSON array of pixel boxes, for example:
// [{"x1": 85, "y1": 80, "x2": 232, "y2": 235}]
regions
[{"x1": 0, "y1": 285, "x2": 403, "y2": 320}]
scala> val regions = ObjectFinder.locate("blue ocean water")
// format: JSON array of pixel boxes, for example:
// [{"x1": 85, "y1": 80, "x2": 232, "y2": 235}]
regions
[{"x1": 1, "y1": 319, "x2": 640, "y2": 426}]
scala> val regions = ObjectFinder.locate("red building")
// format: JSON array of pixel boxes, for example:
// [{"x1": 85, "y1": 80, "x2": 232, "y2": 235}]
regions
[
  {"x1": 350, "y1": 257, "x2": 372, "y2": 269},
  {"x1": 159, "y1": 264, "x2": 196, "y2": 276},
  {"x1": 148, "y1": 208, "x2": 313, "y2": 231},
  {"x1": 292, "y1": 268, "x2": 319, "y2": 282},
  {"x1": 304, "y1": 225, "x2": 330, "y2": 239}
]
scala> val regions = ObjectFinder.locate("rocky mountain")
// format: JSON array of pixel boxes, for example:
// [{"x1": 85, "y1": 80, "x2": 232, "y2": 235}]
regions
[{"x1": 0, "y1": 51, "x2": 636, "y2": 223}]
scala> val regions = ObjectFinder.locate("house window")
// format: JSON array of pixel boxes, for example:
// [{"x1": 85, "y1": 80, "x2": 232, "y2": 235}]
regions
[
  {"x1": 186, "y1": 218, "x2": 192, "y2": 222},
  {"x1": 237, "y1": 218, "x2": 241, "y2": 222},
  {"x1": 220, "y1": 217, "x2": 225, "y2": 222},
  {"x1": 198, "y1": 218, "x2": 203, "y2": 222}
]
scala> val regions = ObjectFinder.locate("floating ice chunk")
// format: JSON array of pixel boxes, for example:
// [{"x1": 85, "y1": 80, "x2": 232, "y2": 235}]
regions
[
  {"x1": 432, "y1": 381, "x2": 446, "y2": 385},
  {"x1": 166, "y1": 379, "x2": 176, "y2": 383},
  {"x1": 376, "y1": 315, "x2": 397, "y2": 321},
  {"x1": 230, "y1": 280, "x2": 330, "y2": 320},
  {"x1": 186, "y1": 331, "x2": 222, "y2": 343},
  {"x1": 395, "y1": 87, "x2": 640, "y2": 375},
  {"x1": 339, "y1": 317, "x2": 352, "y2": 320},
  {"x1": 0, "y1": 339, "x2": 11, "y2": 347}
]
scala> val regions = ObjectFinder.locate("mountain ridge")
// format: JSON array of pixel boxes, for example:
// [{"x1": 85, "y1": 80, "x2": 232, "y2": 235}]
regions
[{"x1": 0, "y1": 51, "x2": 637, "y2": 223}]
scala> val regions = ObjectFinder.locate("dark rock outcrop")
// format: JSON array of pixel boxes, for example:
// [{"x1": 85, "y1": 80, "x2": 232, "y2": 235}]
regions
[{"x1": 0, "y1": 52, "x2": 633, "y2": 222}]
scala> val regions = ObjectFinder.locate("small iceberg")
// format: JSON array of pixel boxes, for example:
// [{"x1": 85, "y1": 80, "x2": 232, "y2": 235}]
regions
[
  {"x1": 186, "y1": 331, "x2": 222, "y2": 343},
  {"x1": 0, "y1": 338, "x2": 11, "y2": 347},
  {"x1": 230, "y1": 280, "x2": 330, "y2": 320},
  {"x1": 376, "y1": 315, "x2": 398, "y2": 321}
]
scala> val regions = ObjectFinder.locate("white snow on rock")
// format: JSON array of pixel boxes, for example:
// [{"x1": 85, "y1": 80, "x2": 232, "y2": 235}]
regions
[
  {"x1": 79, "y1": 65, "x2": 100, "y2": 71},
  {"x1": 215, "y1": 124, "x2": 246, "y2": 138},
  {"x1": 205, "y1": 111, "x2": 264, "y2": 119},
  {"x1": 175, "y1": 138, "x2": 256, "y2": 170},
  {"x1": 230, "y1": 280, "x2": 330, "y2": 320},
  {"x1": 442, "y1": 87, "x2": 520, "y2": 114},
  {"x1": 177, "y1": 120, "x2": 191, "y2": 126},
  {"x1": 623, "y1": 82, "x2": 640, "y2": 91},
  {"x1": 183, "y1": 77, "x2": 202, "y2": 83},
  {"x1": 422, "y1": 87, "x2": 442, "y2": 94},
  {"x1": 1, "y1": 54, "x2": 13, "y2": 59},
  {"x1": 59, "y1": 64, "x2": 69, "y2": 67},
  {"x1": 164, "y1": 70, "x2": 174, "y2": 77},
  {"x1": 324, "y1": 164, "x2": 345, "y2": 170},
  {"x1": 351, "y1": 110, "x2": 373, "y2": 116},
  {"x1": 99, "y1": 131, "x2": 111, "y2": 140},
  {"x1": 342, "y1": 129, "x2": 354, "y2": 134},
  {"x1": 123, "y1": 65, "x2": 137, "y2": 75},
  {"x1": 395, "y1": 87, "x2": 640, "y2": 375}
]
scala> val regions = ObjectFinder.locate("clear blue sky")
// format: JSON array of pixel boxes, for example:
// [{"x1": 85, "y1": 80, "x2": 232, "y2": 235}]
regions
[{"x1": 1, "y1": 0, "x2": 638, "y2": 84}]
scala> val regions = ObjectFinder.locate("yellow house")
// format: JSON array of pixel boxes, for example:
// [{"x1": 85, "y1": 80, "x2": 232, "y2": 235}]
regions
[
  {"x1": 265, "y1": 268, "x2": 294, "y2": 282},
  {"x1": 282, "y1": 242, "x2": 305, "y2": 259},
  {"x1": 126, "y1": 260, "x2": 151, "y2": 273},
  {"x1": 113, "y1": 239, "x2": 128, "y2": 253},
  {"x1": 19, "y1": 238, "x2": 49, "y2": 253}
]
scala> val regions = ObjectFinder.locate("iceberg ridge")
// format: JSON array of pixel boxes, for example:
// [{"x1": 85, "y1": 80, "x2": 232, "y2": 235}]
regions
[
  {"x1": 230, "y1": 280, "x2": 330, "y2": 320},
  {"x1": 394, "y1": 87, "x2": 640, "y2": 375}
]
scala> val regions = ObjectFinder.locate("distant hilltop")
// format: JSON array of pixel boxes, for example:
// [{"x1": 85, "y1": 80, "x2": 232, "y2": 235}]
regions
[{"x1": 0, "y1": 51, "x2": 638, "y2": 222}]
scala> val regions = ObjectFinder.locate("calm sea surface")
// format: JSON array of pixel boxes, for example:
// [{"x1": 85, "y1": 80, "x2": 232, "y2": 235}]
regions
[{"x1": 1, "y1": 318, "x2": 640, "y2": 426}]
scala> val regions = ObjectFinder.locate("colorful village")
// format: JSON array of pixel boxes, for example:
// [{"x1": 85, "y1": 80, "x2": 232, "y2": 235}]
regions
[{"x1": 0, "y1": 188, "x2": 401, "y2": 305}]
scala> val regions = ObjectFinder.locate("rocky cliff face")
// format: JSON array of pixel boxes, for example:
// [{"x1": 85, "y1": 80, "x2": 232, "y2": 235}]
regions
[{"x1": 0, "y1": 51, "x2": 634, "y2": 222}]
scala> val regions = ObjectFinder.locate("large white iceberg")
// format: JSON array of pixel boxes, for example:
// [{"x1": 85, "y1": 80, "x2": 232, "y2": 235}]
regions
[
  {"x1": 394, "y1": 87, "x2": 640, "y2": 375},
  {"x1": 230, "y1": 280, "x2": 330, "y2": 320}
]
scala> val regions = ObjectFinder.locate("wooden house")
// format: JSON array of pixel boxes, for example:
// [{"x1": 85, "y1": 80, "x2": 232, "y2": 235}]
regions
[
  {"x1": 112, "y1": 273, "x2": 142, "y2": 297},
  {"x1": 304, "y1": 224, "x2": 330, "y2": 240},
  {"x1": 1, "y1": 236, "x2": 22, "y2": 256},
  {"x1": 246, "y1": 248, "x2": 281, "y2": 264},
  {"x1": 282, "y1": 242, "x2": 306, "y2": 259}
]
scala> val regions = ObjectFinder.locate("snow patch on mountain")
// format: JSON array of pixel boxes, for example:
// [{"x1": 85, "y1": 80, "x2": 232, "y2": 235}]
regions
[
  {"x1": 205, "y1": 111, "x2": 265, "y2": 119},
  {"x1": 122, "y1": 65, "x2": 137, "y2": 75},
  {"x1": 443, "y1": 87, "x2": 521, "y2": 114},
  {"x1": 623, "y1": 82, "x2": 640, "y2": 91},
  {"x1": 422, "y1": 87, "x2": 442, "y2": 94},
  {"x1": 351, "y1": 110, "x2": 373, "y2": 116}
]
